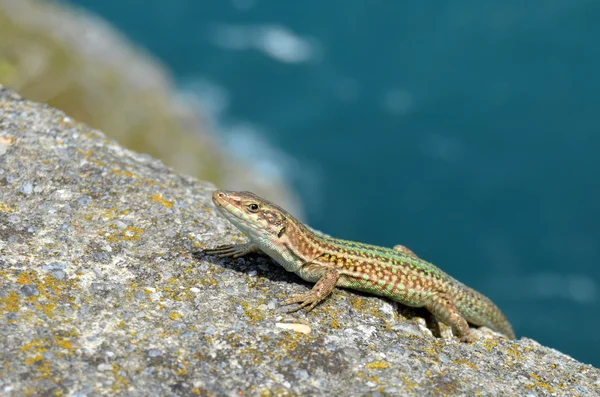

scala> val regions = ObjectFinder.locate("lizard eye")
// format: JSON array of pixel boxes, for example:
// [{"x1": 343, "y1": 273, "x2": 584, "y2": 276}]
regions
[{"x1": 247, "y1": 203, "x2": 260, "y2": 212}]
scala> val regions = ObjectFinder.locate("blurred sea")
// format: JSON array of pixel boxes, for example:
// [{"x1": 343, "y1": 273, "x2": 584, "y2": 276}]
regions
[{"x1": 66, "y1": 0, "x2": 600, "y2": 366}]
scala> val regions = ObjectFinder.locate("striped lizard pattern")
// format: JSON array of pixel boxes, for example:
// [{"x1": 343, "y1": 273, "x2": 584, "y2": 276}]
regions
[{"x1": 203, "y1": 190, "x2": 515, "y2": 342}]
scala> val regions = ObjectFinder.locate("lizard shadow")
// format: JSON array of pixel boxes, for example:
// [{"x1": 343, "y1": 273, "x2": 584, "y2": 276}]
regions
[
  {"x1": 194, "y1": 249, "x2": 445, "y2": 338},
  {"x1": 192, "y1": 250, "x2": 314, "y2": 286}
]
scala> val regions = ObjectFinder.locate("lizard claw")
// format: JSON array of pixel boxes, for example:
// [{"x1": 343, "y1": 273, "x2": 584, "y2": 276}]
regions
[
  {"x1": 203, "y1": 244, "x2": 238, "y2": 257},
  {"x1": 282, "y1": 293, "x2": 321, "y2": 313},
  {"x1": 458, "y1": 333, "x2": 478, "y2": 344},
  {"x1": 203, "y1": 243, "x2": 259, "y2": 258}
]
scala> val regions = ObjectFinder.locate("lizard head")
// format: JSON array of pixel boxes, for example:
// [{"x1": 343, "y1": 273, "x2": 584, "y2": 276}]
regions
[{"x1": 212, "y1": 190, "x2": 289, "y2": 240}]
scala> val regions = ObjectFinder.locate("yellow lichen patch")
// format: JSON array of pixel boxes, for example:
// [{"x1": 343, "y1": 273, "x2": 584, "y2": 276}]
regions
[
  {"x1": 0, "y1": 291, "x2": 20, "y2": 313},
  {"x1": 53, "y1": 335, "x2": 75, "y2": 352},
  {"x1": 11, "y1": 269, "x2": 80, "y2": 320},
  {"x1": 275, "y1": 331, "x2": 309, "y2": 363},
  {"x1": 110, "y1": 363, "x2": 129, "y2": 392},
  {"x1": 36, "y1": 360, "x2": 52, "y2": 379},
  {"x1": 170, "y1": 311, "x2": 183, "y2": 321},
  {"x1": 113, "y1": 169, "x2": 137, "y2": 179},
  {"x1": 34, "y1": 303, "x2": 57, "y2": 318},
  {"x1": 24, "y1": 386, "x2": 40, "y2": 396},
  {"x1": 482, "y1": 339, "x2": 498, "y2": 352},
  {"x1": 0, "y1": 203, "x2": 12, "y2": 212},
  {"x1": 24, "y1": 354, "x2": 44, "y2": 365},
  {"x1": 99, "y1": 207, "x2": 130, "y2": 221},
  {"x1": 174, "y1": 355, "x2": 189, "y2": 376},
  {"x1": 21, "y1": 338, "x2": 49, "y2": 367},
  {"x1": 526, "y1": 373, "x2": 555, "y2": 393},
  {"x1": 122, "y1": 226, "x2": 144, "y2": 240},
  {"x1": 162, "y1": 282, "x2": 184, "y2": 302},
  {"x1": 21, "y1": 333, "x2": 77, "y2": 368},
  {"x1": 152, "y1": 193, "x2": 174, "y2": 208},
  {"x1": 21, "y1": 339, "x2": 47, "y2": 352},
  {"x1": 401, "y1": 376, "x2": 419, "y2": 392},
  {"x1": 259, "y1": 387, "x2": 295, "y2": 397},
  {"x1": 350, "y1": 295, "x2": 367, "y2": 311},
  {"x1": 76, "y1": 148, "x2": 92, "y2": 161},
  {"x1": 197, "y1": 276, "x2": 220, "y2": 288},
  {"x1": 240, "y1": 301, "x2": 265, "y2": 324},
  {"x1": 104, "y1": 225, "x2": 144, "y2": 242},
  {"x1": 421, "y1": 347, "x2": 440, "y2": 361},
  {"x1": 16, "y1": 271, "x2": 35, "y2": 285},
  {"x1": 454, "y1": 359, "x2": 478, "y2": 370},
  {"x1": 329, "y1": 317, "x2": 341, "y2": 329},
  {"x1": 366, "y1": 361, "x2": 389, "y2": 369},
  {"x1": 24, "y1": 295, "x2": 38, "y2": 304},
  {"x1": 91, "y1": 159, "x2": 107, "y2": 168},
  {"x1": 37, "y1": 274, "x2": 67, "y2": 297},
  {"x1": 506, "y1": 345, "x2": 522, "y2": 360},
  {"x1": 236, "y1": 346, "x2": 263, "y2": 366}
]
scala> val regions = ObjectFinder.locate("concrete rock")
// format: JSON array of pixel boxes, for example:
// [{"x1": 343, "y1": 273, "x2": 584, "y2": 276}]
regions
[{"x1": 1, "y1": 87, "x2": 599, "y2": 396}]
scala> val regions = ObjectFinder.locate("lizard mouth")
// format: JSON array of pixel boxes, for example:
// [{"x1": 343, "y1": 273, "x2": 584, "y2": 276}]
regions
[
  {"x1": 211, "y1": 190, "x2": 243, "y2": 217},
  {"x1": 211, "y1": 190, "x2": 261, "y2": 231},
  {"x1": 212, "y1": 190, "x2": 235, "y2": 208}
]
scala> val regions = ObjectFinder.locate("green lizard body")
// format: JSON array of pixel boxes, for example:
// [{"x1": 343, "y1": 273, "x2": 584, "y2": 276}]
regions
[{"x1": 204, "y1": 190, "x2": 515, "y2": 342}]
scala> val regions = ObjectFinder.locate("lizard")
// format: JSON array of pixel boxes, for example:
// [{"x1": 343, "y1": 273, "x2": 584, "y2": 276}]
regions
[{"x1": 202, "y1": 190, "x2": 515, "y2": 342}]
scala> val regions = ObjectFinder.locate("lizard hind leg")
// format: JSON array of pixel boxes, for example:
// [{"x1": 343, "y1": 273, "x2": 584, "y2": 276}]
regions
[
  {"x1": 425, "y1": 293, "x2": 476, "y2": 343},
  {"x1": 393, "y1": 244, "x2": 417, "y2": 257}
]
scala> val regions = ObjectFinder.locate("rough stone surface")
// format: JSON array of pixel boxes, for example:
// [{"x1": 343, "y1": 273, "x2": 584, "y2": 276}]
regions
[{"x1": 1, "y1": 87, "x2": 599, "y2": 396}]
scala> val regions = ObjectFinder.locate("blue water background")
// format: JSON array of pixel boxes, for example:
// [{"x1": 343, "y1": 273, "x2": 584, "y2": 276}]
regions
[{"x1": 67, "y1": 0, "x2": 600, "y2": 366}]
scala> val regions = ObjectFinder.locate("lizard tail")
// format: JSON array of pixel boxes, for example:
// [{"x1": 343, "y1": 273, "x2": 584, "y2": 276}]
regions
[{"x1": 454, "y1": 284, "x2": 516, "y2": 339}]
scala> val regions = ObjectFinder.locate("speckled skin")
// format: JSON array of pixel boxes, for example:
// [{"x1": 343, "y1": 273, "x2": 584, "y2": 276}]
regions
[{"x1": 205, "y1": 190, "x2": 515, "y2": 341}]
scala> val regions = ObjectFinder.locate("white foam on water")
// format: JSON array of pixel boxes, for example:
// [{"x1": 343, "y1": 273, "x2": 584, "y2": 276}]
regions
[{"x1": 210, "y1": 24, "x2": 314, "y2": 64}]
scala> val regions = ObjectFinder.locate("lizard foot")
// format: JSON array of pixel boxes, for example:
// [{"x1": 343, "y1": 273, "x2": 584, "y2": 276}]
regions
[
  {"x1": 282, "y1": 293, "x2": 321, "y2": 313},
  {"x1": 458, "y1": 333, "x2": 478, "y2": 344},
  {"x1": 281, "y1": 269, "x2": 339, "y2": 313}
]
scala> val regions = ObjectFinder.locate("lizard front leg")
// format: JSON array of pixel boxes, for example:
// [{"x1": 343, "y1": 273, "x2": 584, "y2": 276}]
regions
[
  {"x1": 282, "y1": 269, "x2": 340, "y2": 312},
  {"x1": 203, "y1": 243, "x2": 261, "y2": 258}
]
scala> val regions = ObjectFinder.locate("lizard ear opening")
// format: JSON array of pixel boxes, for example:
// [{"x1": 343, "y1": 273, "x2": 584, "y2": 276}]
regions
[{"x1": 277, "y1": 226, "x2": 286, "y2": 238}]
